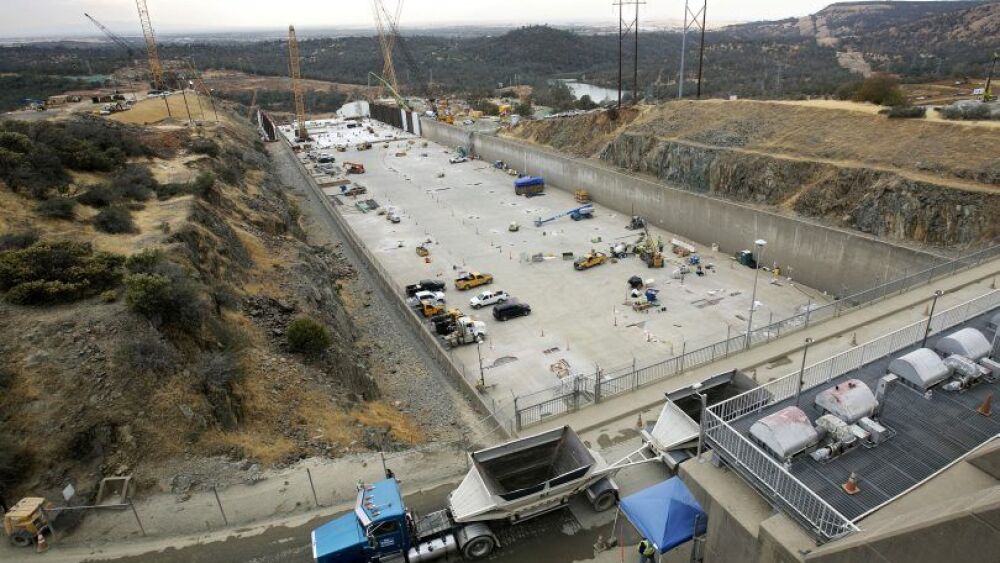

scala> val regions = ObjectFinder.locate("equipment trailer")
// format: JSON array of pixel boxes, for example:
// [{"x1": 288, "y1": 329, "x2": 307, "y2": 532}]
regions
[{"x1": 312, "y1": 426, "x2": 658, "y2": 562}]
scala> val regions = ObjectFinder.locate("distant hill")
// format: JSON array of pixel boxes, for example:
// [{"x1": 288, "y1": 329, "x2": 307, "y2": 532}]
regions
[
  {"x1": 0, "y1": 2, "x2": 996, "y2": 106},
  {"x1": 724, "y1": 1, "x2": 998, "y2": 79}
]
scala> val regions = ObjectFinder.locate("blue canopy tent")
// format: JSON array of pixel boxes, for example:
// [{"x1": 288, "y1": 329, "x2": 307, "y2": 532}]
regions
[{"x1": 619, "y1": 477, "x2": 707, "y2": 554}]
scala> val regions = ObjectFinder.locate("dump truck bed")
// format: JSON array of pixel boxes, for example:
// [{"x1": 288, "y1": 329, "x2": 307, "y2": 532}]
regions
[{"x1": 449, "y1": 426, "x2": 606, "y2": 522}]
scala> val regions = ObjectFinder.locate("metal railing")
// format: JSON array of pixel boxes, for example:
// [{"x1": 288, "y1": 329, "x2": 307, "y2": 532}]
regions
[
  {"x1": 702, "y1": 289, "x2": 999, "y2": 542},
  {"x1": 512, "y1": 245, "x2": 1000, "y2": 430}
]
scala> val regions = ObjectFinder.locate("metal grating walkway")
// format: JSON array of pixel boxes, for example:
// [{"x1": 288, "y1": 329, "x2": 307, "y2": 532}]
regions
[{"x1": 731, "y1": 311, "x2": 1000, "y2": 521}]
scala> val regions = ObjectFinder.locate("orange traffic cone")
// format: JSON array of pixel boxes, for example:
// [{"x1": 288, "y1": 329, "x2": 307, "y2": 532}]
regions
[
  {"x1": 36, "y1": 532, "x2": 48, "y2": 553},
  {"x1": 978, "y1": 394, "x2": 993, "y2": 417},
  {"x1": 842, "y1": 472, "x2": 861, "y2": 495}
]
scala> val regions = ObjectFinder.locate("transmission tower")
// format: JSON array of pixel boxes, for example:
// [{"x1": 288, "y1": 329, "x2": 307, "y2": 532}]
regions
[
  {"x1": 287, "y1": 25, "x2": 308, "y2": 141},
  {"x1": 135, "y1": 0, "x2": 164, "y2": 91},
  {"x1": 613, "y1": 0, "x2": 645, "y2": 108},
  {"x1": 678, "y1": 0, "x2": 708, "y2": 99}
]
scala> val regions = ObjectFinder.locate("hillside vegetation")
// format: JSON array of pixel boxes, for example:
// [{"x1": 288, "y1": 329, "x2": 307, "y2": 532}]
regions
[
  {"x1": 2, "y1": 2, "x2": 997, "y2": 107},
  {"x1": 0, "y1": 108, "x2": 422, "y2": 503},
  {"x1": 506, "y1": 101, "x2": 1000, "y2": 246}
]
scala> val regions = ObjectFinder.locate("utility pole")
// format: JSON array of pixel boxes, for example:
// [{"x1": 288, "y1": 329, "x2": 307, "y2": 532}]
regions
[
  {"x1": 613, "y1": 0, "x2": 645, "y2": 107},
  {"x1": 985, "y1": 52, "x2": 998, "y2": 102},
  {"x1": 679, "y1": 0, "x2": 708, "y2": 99}
]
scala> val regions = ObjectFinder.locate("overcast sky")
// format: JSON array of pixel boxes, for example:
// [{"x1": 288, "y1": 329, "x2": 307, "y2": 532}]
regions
[{"x1": 0, "y1": 0, "x2": 965, "y2": 37}]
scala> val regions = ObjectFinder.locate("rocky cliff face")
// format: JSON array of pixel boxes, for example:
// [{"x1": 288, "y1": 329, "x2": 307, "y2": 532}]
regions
[{"x1": 601, "y1": 132, "x2": 999, "y2": 245}]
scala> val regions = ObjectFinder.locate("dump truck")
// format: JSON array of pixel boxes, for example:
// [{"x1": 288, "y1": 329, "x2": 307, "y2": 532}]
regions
[
  {"x1": 4, "y1": 497, "x2": 53, "y2": 547},
  {"x1": 311, "y1": 426, "x2": 656, "y2": 562},
  {"x1": 443, "y1": 317, "x2": 487, "y2": 347}
]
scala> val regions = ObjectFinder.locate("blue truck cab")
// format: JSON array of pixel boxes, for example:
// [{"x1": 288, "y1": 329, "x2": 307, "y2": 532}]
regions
[{"x1": 312, "y1": 479, "x2": 410, "y2": 563}]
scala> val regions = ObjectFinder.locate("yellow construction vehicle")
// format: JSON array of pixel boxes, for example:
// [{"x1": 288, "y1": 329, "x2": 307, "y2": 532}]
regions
[
  {"x1": 575, "y1": 189, "x2": 591, "y2": 203},
  {"x1": 420, "y1": 301, "x2": 447, "y2": 318},
  {"x1": 4, "y1": 497, "x2": 53, "y2": 547},
  {"x1": 454, "y1": 272, "x2": 493, "y2": 291},
  {"x1": 573, "y1": 251, "x2": 609, "y2": 271}
]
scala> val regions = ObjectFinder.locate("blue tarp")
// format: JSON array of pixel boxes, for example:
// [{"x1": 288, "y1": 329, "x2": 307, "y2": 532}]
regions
[
  {"x1": 619, "y1": 477, "x2": 707, "y2": 554},
  {"x1": 514, "y1": 176, "x2": 545, "y2": 188}
]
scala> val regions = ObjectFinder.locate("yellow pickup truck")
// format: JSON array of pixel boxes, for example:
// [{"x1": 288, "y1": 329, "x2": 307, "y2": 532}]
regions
[{"x1": 454, "y1": 272, "x2": 494, "y2": 291}]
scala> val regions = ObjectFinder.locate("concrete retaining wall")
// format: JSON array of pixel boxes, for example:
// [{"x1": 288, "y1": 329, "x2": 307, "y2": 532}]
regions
[{"x1": 421, "y1": 119, "x2": 947, "y2": 297}]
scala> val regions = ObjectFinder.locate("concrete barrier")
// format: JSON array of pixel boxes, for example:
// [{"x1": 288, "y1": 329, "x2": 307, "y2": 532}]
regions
[{"x1": 420, "y1": 118, "x2": 948, "y2": 297}]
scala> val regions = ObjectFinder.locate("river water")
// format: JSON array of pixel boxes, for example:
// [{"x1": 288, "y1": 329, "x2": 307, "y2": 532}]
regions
[{"x1": 556, "y1": 80, "x2": 627, "y2": 103}]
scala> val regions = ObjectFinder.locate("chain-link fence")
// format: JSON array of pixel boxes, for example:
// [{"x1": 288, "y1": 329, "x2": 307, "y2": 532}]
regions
[
  {"x1": 512, "y1": 246, "x2": 1000, "y2": 430},
  {"x1": 702, "y1": 289, "x2": 999, "y2": 543}
]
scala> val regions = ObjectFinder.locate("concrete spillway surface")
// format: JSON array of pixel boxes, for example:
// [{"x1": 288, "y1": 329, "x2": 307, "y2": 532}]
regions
[{"x1": 326, "y1": 133, "x2": 831, "y2": 404}]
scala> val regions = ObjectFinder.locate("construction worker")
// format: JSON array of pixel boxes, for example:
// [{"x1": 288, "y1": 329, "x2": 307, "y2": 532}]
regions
[{"x1": 637, "y1": 538, "x2": 656, "y2": 563}]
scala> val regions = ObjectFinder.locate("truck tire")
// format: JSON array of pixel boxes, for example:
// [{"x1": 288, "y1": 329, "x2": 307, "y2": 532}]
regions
[
  {"x1": 590, "y1": 489, "x2": 618, "y2": 512},
  {"x1": 462, "y1": 535, "x2": 496, "y2": 559},
  {"x1": 9, "y1": 530, "x2": 33, "y2": 547}
]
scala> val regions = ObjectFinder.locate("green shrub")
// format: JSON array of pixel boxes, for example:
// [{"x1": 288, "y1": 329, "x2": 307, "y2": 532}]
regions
[
  {"x1": 189, "y1": 138, "x2": 220, "y2": 158},
  {"x1": 101, "y1": 289, "x2": 118, "y2": 303},
  {"x1": 0, "y1": 240, "x2": 124, "y2": 304},
  {"x1": 77, "y1": 184, "x2": 120, "y2": 207},
  {"x1": 941, "y1": 103, "x2": 993, "y2": 121},
  {"x1": 852, "y1": 74, "x2": 907, "y2": 106},
  {"x1": 190, "y1": 172, "x2": 216, "y2": 198},
  {"x1": 287, "y1": 317, "x2": 332, "y2": 355},
  {"x1": 114, "y1": 333, "x2": 178, "y2": 377},
  {"x1": 111, "y1": 164, "x2": 158, "y2": 201},
  {"x1": 0, "y1": 435, "x2": 32, "y2": 485},
  {"x1": 125, "y1": 248, "x2": 164, "y2": 274},
  {"x1": 0, "y1": 230, "x2": 38, "y2": 251},
  {"x1": 35, "y1": 196, "x2": 77, "y2": 219},
  {"x1": 882, "y1": 105, "x2": 927, "y2": 119},
  {"x1": 0, "y1": 366, "x2": 15, "y2": 389},
  {"x1": 124, "y1": 269, "x2": 204, "y2": 328},
  {"x1": 93, "y1": 206, "x2": 136, "y2": 234}
]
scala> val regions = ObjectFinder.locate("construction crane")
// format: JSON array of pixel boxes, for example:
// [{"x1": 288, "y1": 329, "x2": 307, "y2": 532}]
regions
[
  {"x1": 184, "y1": 59, "x2": 219, "y2": 122},
  {"x1": 84, "y1": 13, "x2": 136, "y2": 58},
  {"x1": 985, "y1": 52, "x2": 998, "y2": 102},
  {"x1": 247, "y1": 88, "x2": 258, "y2": 120},
  {"x1": 368, "y1": 72, "x2": 409, "y2": 111},
  {"x1": 287, "y1": 25, "x2": 308, "y2": 141},
  {"x1": 371, "y1": 0, "x2": 403, "y2": 99},
  {"x1": 83, "y1": 13, "x2": 139, "y2": 101},
  {"x1": 135, "y1": 0, "x2": 165, "y2": 92}
]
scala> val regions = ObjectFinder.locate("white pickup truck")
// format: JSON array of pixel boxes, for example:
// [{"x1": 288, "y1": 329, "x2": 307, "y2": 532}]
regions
[
  {"x1": 407, "y1": 290, "x2": 445, "y2": 308},
  {"x1": 469, "y1": 290, "x2": 509, "y2": 309}
]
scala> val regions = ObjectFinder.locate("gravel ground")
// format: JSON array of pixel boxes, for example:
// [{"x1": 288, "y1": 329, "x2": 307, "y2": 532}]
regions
[{"x1": 269, "y1": 144, "x2": 483, "y2": 446}]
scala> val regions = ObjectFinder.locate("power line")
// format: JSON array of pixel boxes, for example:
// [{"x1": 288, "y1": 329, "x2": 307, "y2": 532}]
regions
[
  {"x1": 679, "y1": 0, "x2": 708, "y2": 99},
  {"x1": 613, "y1": 0, "x2": 646, "y2": 108}
]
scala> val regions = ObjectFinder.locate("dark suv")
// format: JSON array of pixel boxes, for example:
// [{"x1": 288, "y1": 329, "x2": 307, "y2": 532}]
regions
[{"x1": 493, "y1": 302, "x2": 531, "y2": 321}]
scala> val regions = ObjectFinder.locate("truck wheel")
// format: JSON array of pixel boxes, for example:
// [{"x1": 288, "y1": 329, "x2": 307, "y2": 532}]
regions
[
  {"x1": 10, "y1": 530, "x2": 33, "y2": 547},
  {"x1": 591, "y1": 489, "x2": 618, "y2": 512},
  {"x1": 462, "y1": 536, "x2": 496, "y2": 560}
]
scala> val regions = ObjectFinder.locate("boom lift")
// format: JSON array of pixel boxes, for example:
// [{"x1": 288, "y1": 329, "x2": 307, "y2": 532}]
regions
[{"x1": 534, "y1": 204, "x2": 594, "y2": 227}]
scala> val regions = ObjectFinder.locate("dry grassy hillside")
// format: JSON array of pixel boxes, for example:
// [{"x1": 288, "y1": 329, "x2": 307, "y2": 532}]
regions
[
  {"x1": 505, "y1": 101, "x2": 1000, "y2": 245},
  {"x1": 0, "y1": 102, "x2": 424, "y2": 503}
]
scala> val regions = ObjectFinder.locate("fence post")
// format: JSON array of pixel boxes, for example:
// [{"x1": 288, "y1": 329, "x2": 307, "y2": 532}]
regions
[
  {"x1": 725, "y1": 326, "x2": 731, "y2": 356},
  {"x1": 595, "y1": 369, "x2": 602, "y2": 404},
  {"x1": 679, "y1": 341, "x2": 687, "y2": 372},
  {"x1": 632, "y1": 357, "x2": 637, "y2": 390},
  {"x1": 306, "y1": 468, "x2": 320, "y2": 507},
  {"x1": 514, "y1": 396, "x2": 522, "y2": 433},
  {"x1": 573, "y1": 376, "x2": 581, "y2": 411},
  {"x1": 129, "y1": 500, "x2": 146, "y2": 537},
  {"x1": 805, "y1": 300, "x2": 812, "y2": 328},
  {"x1": 212, "y1": 486, "x2": 228, "y2": 526}
]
